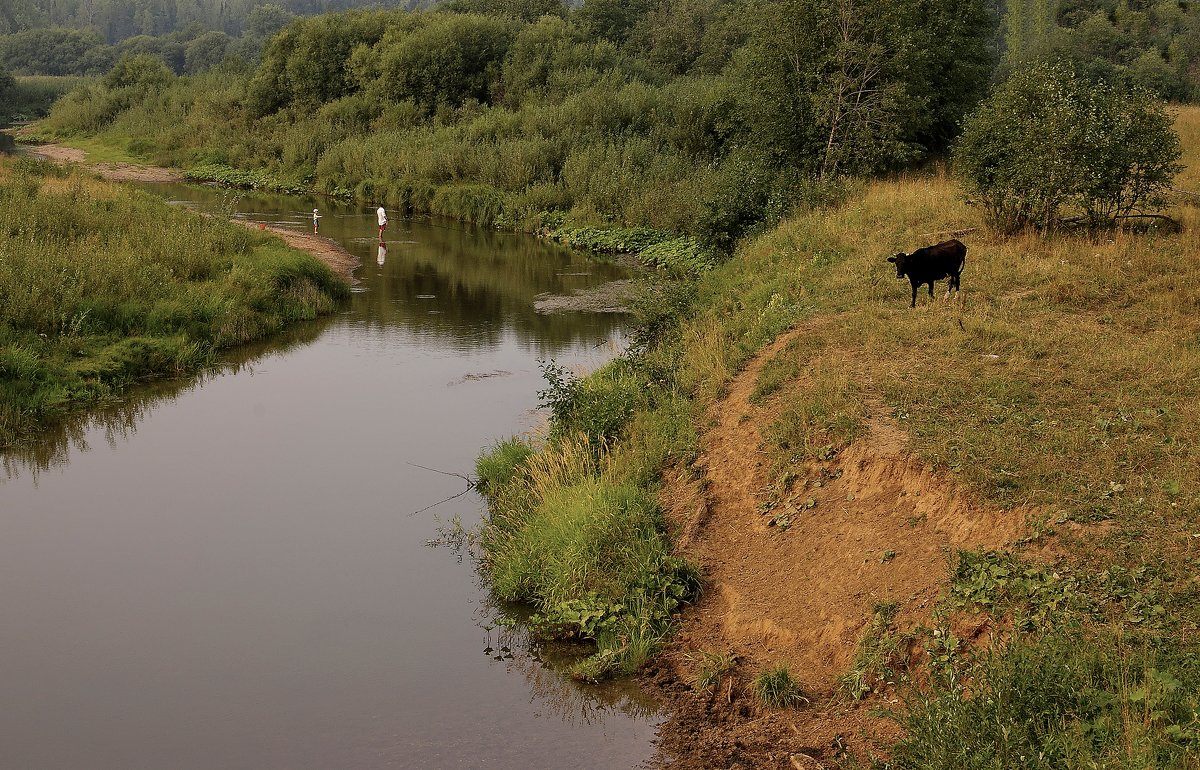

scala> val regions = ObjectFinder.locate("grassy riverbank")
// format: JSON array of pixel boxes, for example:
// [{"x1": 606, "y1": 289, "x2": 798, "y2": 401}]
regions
[
  {"x1": 0, "y1": 157, "x2": 348, "y2": 448},
  {"x1": 480, "y1": 106, "x2": 1200, "y2": 764}
]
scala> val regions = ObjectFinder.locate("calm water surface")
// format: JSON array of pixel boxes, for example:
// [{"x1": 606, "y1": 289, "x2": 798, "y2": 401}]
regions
[{"x1": 0, "y1": 187, "x2": 661, "y2": 769}]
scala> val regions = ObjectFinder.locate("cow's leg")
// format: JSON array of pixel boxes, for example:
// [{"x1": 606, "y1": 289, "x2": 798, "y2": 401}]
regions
[
  {"x1": 928, "y1": 282, "x2": 935, "y2": 299},
  {"x1": 910, "y1": 279, "x2": 918, "y2": 308}
]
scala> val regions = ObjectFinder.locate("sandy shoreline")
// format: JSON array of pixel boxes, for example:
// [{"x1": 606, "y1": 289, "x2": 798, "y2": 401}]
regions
[
  {"x1": 21, "y1": 142, "x2": 187, "y2": 183},
  {"x1": 234, "y1": 220, "x2": 360, "y2": 280}
]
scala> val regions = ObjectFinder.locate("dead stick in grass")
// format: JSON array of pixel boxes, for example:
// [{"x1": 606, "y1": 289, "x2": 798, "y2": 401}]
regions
[{"x1": 917, "y1": 227, "x2": 978, "y2": 239}]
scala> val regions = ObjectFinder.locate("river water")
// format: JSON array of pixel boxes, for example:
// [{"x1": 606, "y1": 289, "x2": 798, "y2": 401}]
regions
[{"x1": 0, "y1": 186, "x2": 662, "y2": 769}]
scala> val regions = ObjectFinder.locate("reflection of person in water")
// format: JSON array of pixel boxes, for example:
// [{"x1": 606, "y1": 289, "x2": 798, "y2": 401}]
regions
[
  {"x1": 312, "y1": 208, "x2": 321, "y2": 234},
  {"x1": 377, "y1": 241, "x2": 387, "y2": 266}
]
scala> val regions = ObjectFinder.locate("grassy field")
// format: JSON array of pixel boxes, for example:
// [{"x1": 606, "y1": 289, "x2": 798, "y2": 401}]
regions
[
  {"x1": 480, "y1": 105, "x2": 1200, "y2": 762},
  {"x1": 0, "y1": 156, "x2": 349, "y2": 448}
]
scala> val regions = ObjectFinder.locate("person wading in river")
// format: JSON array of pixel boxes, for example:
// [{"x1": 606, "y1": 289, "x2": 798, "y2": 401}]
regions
[{"x1": 376, "y1": 205, "x2": 387, "y2": 243}]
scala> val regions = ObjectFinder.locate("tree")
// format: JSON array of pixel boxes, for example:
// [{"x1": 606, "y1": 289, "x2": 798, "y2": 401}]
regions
[
  {"x1": 184, "y1": 29, "x2": 231, "y2": 71},
  {"x1": 246, "y1": 3, "x2": 297, "y2": 37},
  {"x1": 103, "y1": 51, "x2": 176, "y2": 89},
  {"x1": 0, "y1": 28, "x2": 113, "y2": 75},
  {"x1": 955, "y1": 60, "x2": 1182, "y2": 231},
  {"x1": 730, "y1": 0, "x2": 988, "y2": 178},
  {"x1": 573, "y1": 0, "x2": 653, "y2": 44},
  {"x1": 246, "y1": 10, "x2": 393, "y2": 113},
  {"x1": 370, "y1": 13, "x2": 520, "y2": 109},
  {"x1": 0, "y1": 63, "x2": 15, "y2": 123},
  {"x1": 440, "y1": 0, "x2": 567, "y2": 22}
]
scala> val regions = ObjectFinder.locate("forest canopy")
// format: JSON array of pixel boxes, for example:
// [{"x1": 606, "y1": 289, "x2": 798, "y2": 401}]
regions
[
  {"x1": 24, "y1": 0, "x2": 1197, "y2": 248},
  {"x1": 36, "y1": 0, "x2": 999, "y2": 248}
]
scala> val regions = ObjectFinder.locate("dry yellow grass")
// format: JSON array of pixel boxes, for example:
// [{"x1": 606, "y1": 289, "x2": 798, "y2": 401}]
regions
[
  {"x1": 677, "y1": 108, "x2": 1200, "y2": 636},
  {"x1": 38, "y1": 174, "x2": 120, "y2": 199}
]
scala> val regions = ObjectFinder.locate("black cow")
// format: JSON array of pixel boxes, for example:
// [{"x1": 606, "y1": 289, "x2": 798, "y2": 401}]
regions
[{"x1": 887, "y1": 239, "x2": 967, "y2": 308}]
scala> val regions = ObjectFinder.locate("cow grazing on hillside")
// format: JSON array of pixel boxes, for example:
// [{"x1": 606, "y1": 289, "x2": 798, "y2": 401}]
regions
[{"x1": 887, "y1": 239, "x2": 967, "y2": 308}]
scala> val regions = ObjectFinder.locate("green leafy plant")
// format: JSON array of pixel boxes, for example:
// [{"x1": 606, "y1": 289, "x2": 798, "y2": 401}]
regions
[
  {"x1": 840, "y1": 601, "x2": 911, "y2": 700},
  {"x1": 692, "y1": 651, "x2": 738, "y2": 691},
  {"x1": 956, "y1": 60, "x2": 1182, "y2": 231},
  {"x1": 752, "y1": 664, "x2": 809, "y2": 708}
]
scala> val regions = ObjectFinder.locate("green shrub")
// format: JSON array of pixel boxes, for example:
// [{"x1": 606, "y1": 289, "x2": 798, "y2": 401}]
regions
[
  {"x1": 537, "y1": 359, "x2": 643, "y2": 443},
  {"x1": 475, "y1": 437, "x2": 534, "y2": 495},
  {"x1": 955, "y1": 60, "x2": 1182, "y2": 231},
  {"x1": 752, "y1": 664, "x2": 809, "y2": 708}
]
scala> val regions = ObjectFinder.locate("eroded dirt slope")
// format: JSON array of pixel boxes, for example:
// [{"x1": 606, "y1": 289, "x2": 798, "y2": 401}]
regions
[{"x1": 651, "y1": 328, "x2": 1031, "y2": 768}]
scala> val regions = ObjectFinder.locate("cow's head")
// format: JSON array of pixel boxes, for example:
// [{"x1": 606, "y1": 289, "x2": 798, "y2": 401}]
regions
[{"x1": 886, "y1": 252, "x2": 908, "y2": 278}]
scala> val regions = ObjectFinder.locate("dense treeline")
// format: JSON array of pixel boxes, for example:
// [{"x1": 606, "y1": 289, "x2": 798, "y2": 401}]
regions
[
  {"x1": 7, "y1": 0, "x2": 1200, "y2": 99},
  {"x1": 0, "y1": 6, "x2": 302, "y2": 75},
  {"x1": 41, "y1": 0, "x2": 999, "y2": 248},
  {"x1": 1006, "y1": 0, "x2": 1200, "y2": 100},
  {"x1": 0, "y1": 0, "x2": 423, "y2": 41}
]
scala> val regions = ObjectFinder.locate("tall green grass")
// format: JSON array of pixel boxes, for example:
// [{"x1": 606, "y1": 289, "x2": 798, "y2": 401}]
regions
[
  {"x1": 0, "y1": 157, "x2": 348, "y2": 447},
  {"x1": 36, "y1": 51, "x2": 755, "y2": 240},
  {"x1": 895, "y1": 632, "x2": 1200, "y2": 769},
  {"x1": 476, "y1": 351, "x2": 701, "y2": 680}
]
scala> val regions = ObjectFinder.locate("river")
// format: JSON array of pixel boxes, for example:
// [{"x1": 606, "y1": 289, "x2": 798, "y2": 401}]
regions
[{"x1": 0, "y1": 184, "x2": 662, "y2": 769}]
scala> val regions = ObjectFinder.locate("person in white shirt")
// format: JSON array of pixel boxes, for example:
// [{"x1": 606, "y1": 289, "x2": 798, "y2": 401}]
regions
[
  {"x1": 312, "y1": 208, "x2": 321, "y2": 234},
  {"x1": 376, "y1": 205, "x2": 387, "y2": 242}
]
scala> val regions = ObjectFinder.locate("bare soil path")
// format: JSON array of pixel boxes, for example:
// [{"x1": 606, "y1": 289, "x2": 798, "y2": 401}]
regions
[
  {"x1": 232, "y1": 220, "x2": 360, "y2": 280},
  {"x1": 650, "y1": 325, "x2": 1031, "y2": 768},
  {"x1": 22, "y1": 143, "x2": 186, "y2": 183}
]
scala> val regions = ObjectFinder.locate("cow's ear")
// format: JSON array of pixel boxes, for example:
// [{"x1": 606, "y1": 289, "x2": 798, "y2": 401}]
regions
[{"x1": 886, "y1": 256, "x2": 897, "y2": 263}]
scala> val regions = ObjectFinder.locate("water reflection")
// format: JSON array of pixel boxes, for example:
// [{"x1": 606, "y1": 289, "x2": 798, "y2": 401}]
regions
[
  {"x1": 2, "y1": 319, "x2": 330, "y2": 483},
  {"x1": 488, "y1": 616, "x2": 661, "y2": 726},
  {"x1": 141, "y1": 182, "x2": 632, "y2": 350},
  {"x1": 424, "y1": 524, "x2": 660, "y2": 730}
]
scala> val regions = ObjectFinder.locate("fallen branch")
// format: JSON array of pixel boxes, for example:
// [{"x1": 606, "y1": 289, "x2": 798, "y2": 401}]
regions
[
  {"x1": 1113, "y1": 213, "x2": 1180, "y2": 227},
  {"x1": 406, "y1": 461, "x2": 476, "y2": 516}
]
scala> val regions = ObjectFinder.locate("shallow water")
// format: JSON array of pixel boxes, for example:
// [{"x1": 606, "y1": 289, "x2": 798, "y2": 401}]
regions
[{"x1": 0, "y1": 187, "x2": 661, "y2": 769}]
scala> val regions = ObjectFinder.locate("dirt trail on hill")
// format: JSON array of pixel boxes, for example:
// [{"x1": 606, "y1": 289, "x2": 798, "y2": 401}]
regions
[
  {"x1": 650, "y1": 326, "x2": 1031, "y2": 769},
  {"x1": 19, "y1": 142, "x2": 359, "y2": 280}
]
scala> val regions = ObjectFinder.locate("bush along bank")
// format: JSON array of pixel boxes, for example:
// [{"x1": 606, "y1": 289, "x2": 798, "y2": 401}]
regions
[
  {"x1": 475, "y1": 286, "x2": 706, "y2": 681},
  {"x1": 0, "y1": 157, "x2": 349, "y2": 448}
]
